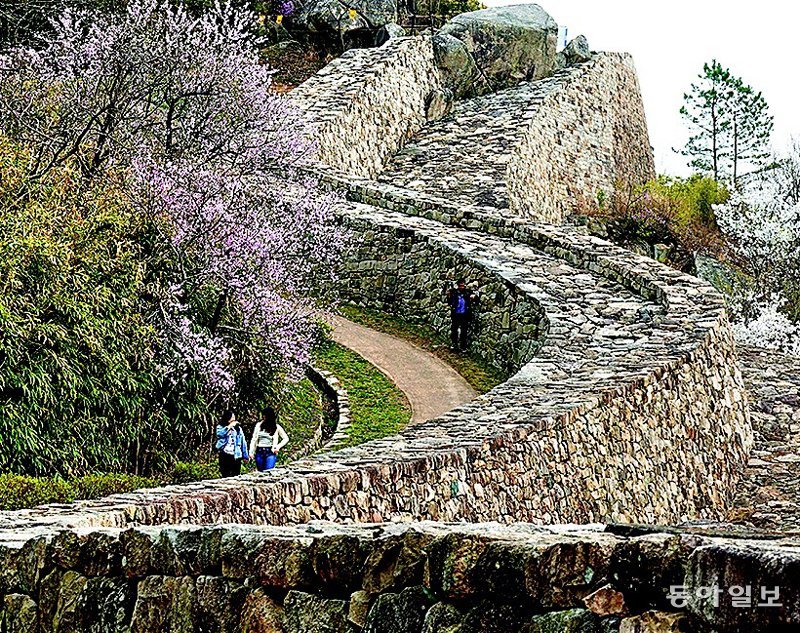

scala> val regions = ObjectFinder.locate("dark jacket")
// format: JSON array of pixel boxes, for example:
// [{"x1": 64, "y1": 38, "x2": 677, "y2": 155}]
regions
[{"x1": 446, "y1": 287, "x2": 477, "y2": 316}]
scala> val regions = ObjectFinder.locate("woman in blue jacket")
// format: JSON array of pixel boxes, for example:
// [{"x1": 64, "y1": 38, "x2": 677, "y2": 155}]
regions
[{"x1": 215, "y1": 410, "x2": 249, "y2": 477}]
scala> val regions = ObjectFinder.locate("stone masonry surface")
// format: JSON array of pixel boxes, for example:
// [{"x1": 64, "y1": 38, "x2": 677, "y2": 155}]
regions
[
  {"x1": 732, "y1": 347, "x2": 800, "y2": 531},
  {"x1": 379, "y1": 53, "x2": 655, "y2": 223},
  {"x1": 291, "y1": 37, "x2": 441, "y2": 179},
  {"x1": 1, "y1": 521, "x2": 798, "y2": 633}
]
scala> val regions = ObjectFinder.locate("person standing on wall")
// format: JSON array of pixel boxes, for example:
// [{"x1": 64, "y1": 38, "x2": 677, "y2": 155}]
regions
[
  {"x1": 446, "y1": 278, "x2": 478, "y2": 353},
  {"x1": 215, "y1": 410, "x2": 249, "y2": 477},
  {"x1": 249, "y1": 406, "x2": 290, "y2": 471}
]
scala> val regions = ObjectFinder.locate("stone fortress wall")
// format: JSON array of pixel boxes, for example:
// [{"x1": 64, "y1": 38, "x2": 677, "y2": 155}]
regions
[
  {"x1": 291, "y1": 37, "x2": 440, "y2": 179},
  {"x1": 1, "y1": 522, "x2": 798, "y2": 632},
  {"x1": 0, "y1": 24, "x2": 781, "y2": 633},
  {"x1": 293, "y1": 40, "x2": 655, "y2": 224}
]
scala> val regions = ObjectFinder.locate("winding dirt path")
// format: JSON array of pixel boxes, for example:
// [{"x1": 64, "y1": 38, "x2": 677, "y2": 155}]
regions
[{"x1": 328, "y1": 315, "x2": 477, "y2": 423}]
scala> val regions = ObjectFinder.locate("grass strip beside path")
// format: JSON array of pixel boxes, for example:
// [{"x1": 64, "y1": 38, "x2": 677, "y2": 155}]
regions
[{"x1": 314, "y1": 340, "x2": 412, "y2": 449}]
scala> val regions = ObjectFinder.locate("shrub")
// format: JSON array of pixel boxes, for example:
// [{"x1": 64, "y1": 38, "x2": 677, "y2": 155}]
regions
[
  {"x1": 584, "y1": 175, "x2": 730, "y2": 269},
  {"x1": 0, "y1": 472, "x2": 159, "y2": 510},
  {"x1": 72, "y1": 473, "x2": 159, "y2": 498},
  {"x1": 168, "y1": 461, "x2": 221, "y2": 484},
  {"x1": 0, "y1": 139, "x2": 184, "y2": 476},
  {"x1": 0, "y1": 474, "x2": 75, "y2": 510}
]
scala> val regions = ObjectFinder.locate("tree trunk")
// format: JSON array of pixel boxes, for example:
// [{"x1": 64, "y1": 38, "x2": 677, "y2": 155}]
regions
[
  {"x1": 733, "y1": 115, "x2": 738, "y2": 185},
  {"x1": 711, "y1": 94, "x2": 718, "y2": 180},
  {"x1": 208, "y1": 290, "x2": 228, "y2": 335}
]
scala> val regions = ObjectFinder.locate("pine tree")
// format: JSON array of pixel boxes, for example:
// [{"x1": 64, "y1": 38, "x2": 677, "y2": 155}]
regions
[{"x1": 678, "y1": 60, "x2": 773, "y2": 184}]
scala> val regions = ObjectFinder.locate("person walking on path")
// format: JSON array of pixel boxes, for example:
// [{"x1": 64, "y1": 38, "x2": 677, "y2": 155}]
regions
[
  {"x1": 446, "y1": 278, "x2": 478, "y2": 352},
  {"x1": 249, "y1": 406, "x2": 289, "y2": 471},
  {"x1": 215, "y1": 410, "x2": 249, "y2": 477}
]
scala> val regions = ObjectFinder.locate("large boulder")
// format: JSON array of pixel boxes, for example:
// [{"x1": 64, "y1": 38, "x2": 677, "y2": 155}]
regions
[
  {"x1": 438, "y1": 4, "x2": 558, "y2": 95},
  {"x1": 564, "y1": 35, "x2": 592, "y2": 63},
  {"x1": 432, "y1": 32, "x2": 484, "y2": 99},
  {"x1": 292, "y1": 0, "x2": 399, "y2": 50}
]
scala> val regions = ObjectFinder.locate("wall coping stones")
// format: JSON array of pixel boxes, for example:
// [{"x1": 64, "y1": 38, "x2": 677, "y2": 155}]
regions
[{"x1": 306, "y1": 366, "x2": 353, "y2": 451}]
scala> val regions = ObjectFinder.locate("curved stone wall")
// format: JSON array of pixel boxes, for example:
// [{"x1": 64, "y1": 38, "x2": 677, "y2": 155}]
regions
[
  {"x1": 292, "y1": 38, "x2": 654, "y2": 224},
  {"x1": 0, "y1": 36, "x2": 752, "y2": 541},
  {"x1": 0, "y1": 199, "x2": 751, "y2": 534},
  {"x1": 339, "y1": 209, "x2": 547, "y2": 373},
  {"x1": 507, "y1": 52, "x2": 656, "y2": 222}
]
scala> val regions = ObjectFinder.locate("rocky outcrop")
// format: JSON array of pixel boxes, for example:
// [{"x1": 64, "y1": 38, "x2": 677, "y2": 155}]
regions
[
  {"x1": 432, "y1": 32, "x2": 482, "y2": 99},
  {"x1": 292, "y1": 0, "x2": 400, "y2": 49},
  {"x1": 564, "y1": 35, "x2": 592, "y2": 64},
  {"x1": 438, "y1": 4, "x2": 559, "y2": 96}
]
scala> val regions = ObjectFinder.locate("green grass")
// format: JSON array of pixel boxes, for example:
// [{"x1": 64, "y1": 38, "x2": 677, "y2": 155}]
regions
[
  {"x1": 315, "y1": 340, "x2": 412, "y2": 449},
  {"x1": 339, "y1": 305, "x2": 507, "y2": 394},
  {"x1": 277, "y1": 376, "x2": 324, "y2": 463}
]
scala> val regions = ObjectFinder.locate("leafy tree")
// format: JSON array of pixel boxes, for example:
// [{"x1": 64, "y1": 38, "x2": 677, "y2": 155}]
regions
[
  {"x1": 0, "y1": 138, "x2": 190, "y2": 475},
  {"x1": 679, "y1": 60, "x2": 774, "y2": 184},
  {"x1": 0, "y1": 0, "x2": 341, "y2": 475}
]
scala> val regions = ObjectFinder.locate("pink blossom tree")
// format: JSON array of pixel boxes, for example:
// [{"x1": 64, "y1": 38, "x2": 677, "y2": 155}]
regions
[{"x1": 0, "y1": 0, "x2": 342, "y2": 405}]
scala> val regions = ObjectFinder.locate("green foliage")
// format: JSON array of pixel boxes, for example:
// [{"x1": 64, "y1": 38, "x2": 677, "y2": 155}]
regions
[
  {"x1": 586, "y1": 175, "x2": 730, "y2": 269},
  {"x1": 71, "y1": 472, "x2": 160, "y2": 498},
  {"x1": 0, "y1": 138, "x2": 210, "y2": 476},
  {"x1": 315, "y1": 341, "x2": 411, "y2": 449},
  {"x1": 168, "y1": 460, "x2": 221, "y2": 484},
  {"x1": 648, "y1": 174, "x2": 729, "y2": 226},
  {"x1": 275, "y1": 377, "x2": 323, "y2": 462},
  {"x1": 414, "y1": 0, "x2": 484, "y2": 17},
  {"x1": 679, "y1": 59, "x2": 774, "y2": 183},
  {"x1": 0, "y1": 472, "x2": 158, "y2": 510}
]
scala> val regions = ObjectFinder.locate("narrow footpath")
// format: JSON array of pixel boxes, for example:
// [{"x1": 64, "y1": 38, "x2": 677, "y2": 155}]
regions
[{"x1": 328, "y1": 315, "x2": 477, "y2": 423}]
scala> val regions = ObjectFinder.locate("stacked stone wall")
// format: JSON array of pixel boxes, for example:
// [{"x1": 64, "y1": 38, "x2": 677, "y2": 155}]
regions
[
  {"x1": 1, "y1": 522, "x2": 797, "y2": 633},
  {"x1": 322, "y1": 48, "x2": 656, "y2": 224},
  {"x1": 338, "y1": 212, "x2": 547, "y2": 372},
  {"x1": 291, "y1": 37, "x2": 440, "y2": 179},
  {"x1": 0, "y1": 201, "x2": 751, "y2": 534},
  {"x1": 507, "y1": 53, "x2": 656, "y2": 222}
]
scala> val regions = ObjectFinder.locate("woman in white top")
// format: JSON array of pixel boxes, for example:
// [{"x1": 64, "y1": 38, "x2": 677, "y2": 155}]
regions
[{"x1": 249, "y1": 406, "x2": 289, "y2": 471}]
